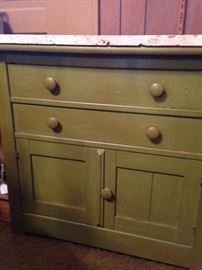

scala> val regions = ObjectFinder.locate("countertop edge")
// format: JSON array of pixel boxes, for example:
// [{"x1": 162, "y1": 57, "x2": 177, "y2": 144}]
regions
[{"x1": 0, "y1": 34, "x2": 202, "y2": 47}]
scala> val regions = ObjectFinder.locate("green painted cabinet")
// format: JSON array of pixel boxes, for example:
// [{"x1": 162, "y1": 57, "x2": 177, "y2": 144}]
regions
[
  {"x1": 16, "y1": 143, "x2": 201, "y2": 267},
  {"x1": 1, "y1": 44, "x2": 202, "y2": 269},
  {"x1": 16, "y1": 138, "x2": 201, "y2": 247}
]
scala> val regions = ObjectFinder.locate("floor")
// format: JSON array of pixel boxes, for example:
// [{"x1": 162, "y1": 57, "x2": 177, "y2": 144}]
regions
[{"x1": 0, "y1": 221, "x2": 186, "y2": 270}]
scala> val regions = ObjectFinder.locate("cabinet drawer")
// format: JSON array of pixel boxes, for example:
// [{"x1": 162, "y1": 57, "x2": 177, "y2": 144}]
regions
[
  {"x1": 13, "y1": 104, "x2": 202, "y2": 154},
  {"x1": 9, "y1": 64, "x2": 202, "y2": 111}
]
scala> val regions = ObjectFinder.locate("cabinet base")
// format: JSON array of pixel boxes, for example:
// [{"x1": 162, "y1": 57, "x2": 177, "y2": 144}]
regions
[{"x1": 23, "y1": 213, "x2": 191, "y2": 268}]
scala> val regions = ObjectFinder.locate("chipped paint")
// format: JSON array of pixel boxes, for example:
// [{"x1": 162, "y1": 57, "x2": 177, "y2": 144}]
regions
[{"x1": 0, "y1": 35, "x2": 202, "y2": 47}]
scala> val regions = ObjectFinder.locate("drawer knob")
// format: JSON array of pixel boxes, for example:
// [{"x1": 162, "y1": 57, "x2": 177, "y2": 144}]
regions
[
  {"x1": 150, "y1": 83, "x2": 165, "y2": 97},
  {"x1": 101, "y1": 187, "x2": 113, "y2": 201},
  {"x1": 146, "y1": 126, "x2": 161, "y2": 140},
  {"x1": 47, "y1": 117, "x2": 59, "y2": 129},
  {"x1": 45, "y1": 77, "x2": 57, "y2": 91}
]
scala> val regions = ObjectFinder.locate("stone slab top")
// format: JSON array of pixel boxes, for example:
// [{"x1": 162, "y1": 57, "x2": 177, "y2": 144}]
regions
[{"x1": 0, "y1": 35, "x2": 202, "y2": 47}]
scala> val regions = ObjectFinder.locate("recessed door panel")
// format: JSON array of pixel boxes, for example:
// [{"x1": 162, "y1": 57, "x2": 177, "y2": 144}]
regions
[
  {"x1": 32, "y1": 155, "x2": 86, "y2": 208},
  {"x1": 17, "y1": 139, "x2": 102, "y2": 225},
  {"x1": 116, "y1": 169, "x2": 152, "y2": 221},
  {"x1": 104, "y1": 150, "x2": 201, "y2": 246}
]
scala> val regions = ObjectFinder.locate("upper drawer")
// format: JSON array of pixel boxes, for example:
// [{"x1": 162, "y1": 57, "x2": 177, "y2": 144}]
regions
[
  {"x1": 8, "y1": 64, "x2": 202, "y2": 112},
  {"x1": 13, "y1": 104, "x2": 202, "y2": 155}
]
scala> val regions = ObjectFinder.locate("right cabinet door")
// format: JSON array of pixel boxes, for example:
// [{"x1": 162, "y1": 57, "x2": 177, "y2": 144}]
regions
[{"x1": 104, "y1": 150, "x2": 202, "y2": 246}]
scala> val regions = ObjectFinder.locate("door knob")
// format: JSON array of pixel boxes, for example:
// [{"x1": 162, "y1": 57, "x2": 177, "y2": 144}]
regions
[
  {"x1": 47, "y1": 117, "x2": 59, "y2": 130},
  {"x1": 145, "y1": 126, "x2": 161, "y2": 140},
  {"x1": 150, "y1": 83, "x2": 165, "y2": 97},
  {"x1": 101, "y1": 187, "x2": 113, "y2": 200},
  {"x1": 45, "y1": 77, "x2": 57, "y2": 92}
]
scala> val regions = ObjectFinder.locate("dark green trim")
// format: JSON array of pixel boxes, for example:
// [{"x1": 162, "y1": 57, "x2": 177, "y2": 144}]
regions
[
  {"x1": 14, "y1": 133, "x2": 202, "y2": 161},
  {"x1": 11, "y1": 97, "x2": 202, "y2": 118},
  {"x1": 1, "y1": 45, "x2": 202, "y2": 55}
]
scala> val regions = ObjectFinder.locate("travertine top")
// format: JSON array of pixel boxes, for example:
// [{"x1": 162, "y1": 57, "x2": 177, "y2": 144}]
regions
[{"x1": 0, "y1": 35, "x2": 202, "y2": 47}]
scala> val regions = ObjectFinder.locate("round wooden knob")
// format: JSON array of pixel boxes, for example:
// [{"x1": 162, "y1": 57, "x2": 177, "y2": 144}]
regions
[
  {"x1": 47, "y1": 117, "x2": 59, "y2": 129},
  {"x1": 45, "y1": 77, "x2": 57, "y2": 91},
  {"x1": 150, "y1": 83, "x2": 165, "y2": 97},
  {"x1": 145, "y1": 126, "x2": 161, "y2": 140},
  {"x1": 101, "y1": 187, "x2": 113, "y2": 200}
]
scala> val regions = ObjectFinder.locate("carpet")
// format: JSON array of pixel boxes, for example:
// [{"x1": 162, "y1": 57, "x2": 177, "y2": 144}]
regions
[{"x1": 0, "y1": 221, "x2": 186, "y2": 270}]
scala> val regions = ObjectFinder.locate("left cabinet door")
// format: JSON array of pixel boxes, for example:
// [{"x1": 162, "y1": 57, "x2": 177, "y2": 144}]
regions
[{"x1": 16, "y1": 139, "x2": 102, "y2": 226}]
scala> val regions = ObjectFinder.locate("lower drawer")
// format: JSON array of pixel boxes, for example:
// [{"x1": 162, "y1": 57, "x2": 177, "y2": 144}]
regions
[{"x1": 13, "y1": 104, "x2": 202, "y2": 154}]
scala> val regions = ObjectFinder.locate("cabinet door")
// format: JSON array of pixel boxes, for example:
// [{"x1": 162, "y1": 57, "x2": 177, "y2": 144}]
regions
[
  {"x1": 17, "y1": 139, "x2": 103, "y2": 226},
  {"x1": 104, "y1": 150, "x2": 201, "y2": 246}
]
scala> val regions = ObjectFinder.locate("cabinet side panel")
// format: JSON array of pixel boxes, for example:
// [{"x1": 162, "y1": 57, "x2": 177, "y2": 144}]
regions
[{"x1": 0, "y1": 56, "x2": 22, "y2": 231}]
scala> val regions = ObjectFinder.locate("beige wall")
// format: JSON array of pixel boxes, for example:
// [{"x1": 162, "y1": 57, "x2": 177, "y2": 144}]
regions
[
  {"x1": 0, "y1": 0, "x2": 98, "y2": 34},
  {"x1": 0, "y1": 1, "x2": 201, "y2": 36}
]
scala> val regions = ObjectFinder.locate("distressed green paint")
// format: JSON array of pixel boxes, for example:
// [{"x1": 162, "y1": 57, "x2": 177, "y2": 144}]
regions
[
  {"x1": 0, "y1": 46, "x2": 202, "y2": 269},
  {"x1": 0, "y1": 57, "x2": 22, "y2": 232},
  {"x1": 1, "y1": 44, "x2": 202, "y2": 55},
  {"x1": 190, "y1": 185, "x2": 202, "y2": 270},
  {"x1": 112, "y1": 151, "x2": 202, "y2": 246},
  {"x1": 8, "y1": 64, "x2": 202, "y2": 111},
  {"x1": 16, "y1": 139, "x2": 101, "y2": 226},
  {"x1": 13, "y1": 104, "x2": 202, "y2": 154}
]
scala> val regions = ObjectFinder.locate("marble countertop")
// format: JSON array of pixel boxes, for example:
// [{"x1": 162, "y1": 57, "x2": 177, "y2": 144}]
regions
[{"x1": 0, "y1": 35, "x2": 202, "y2": 47}]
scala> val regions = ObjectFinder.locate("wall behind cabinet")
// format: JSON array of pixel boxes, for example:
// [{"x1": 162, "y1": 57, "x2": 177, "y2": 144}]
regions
[
  {"x1": 99, "y1": 0, "x2": 202, "y2": 35},
  {"x1": 0, "y1": 0, "x2": 201, "y2": 35},
  {"x1": 0, "y1": 0, "x2": 98, "y2": 34}
]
